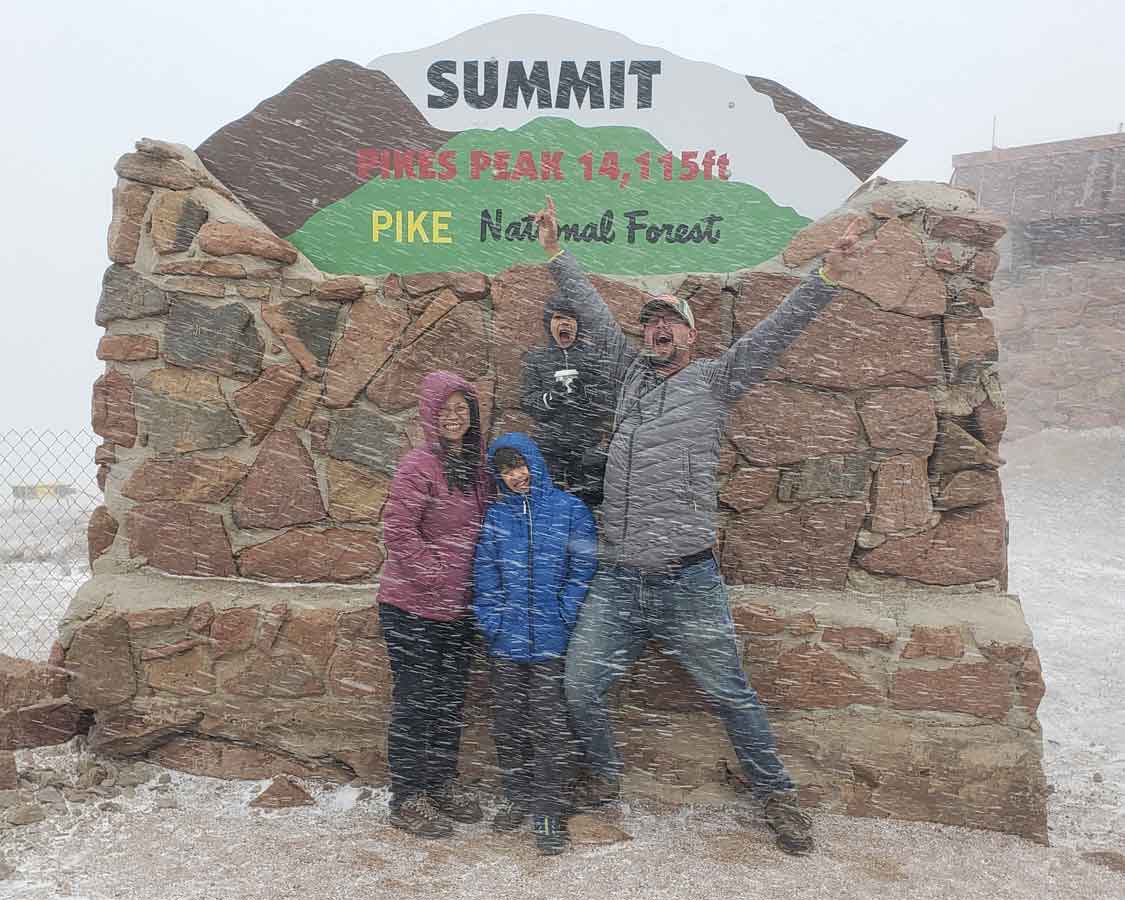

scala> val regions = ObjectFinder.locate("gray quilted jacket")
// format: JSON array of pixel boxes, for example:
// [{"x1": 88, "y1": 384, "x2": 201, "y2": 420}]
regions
[{"x1": 547, "y1": 250, "x2": 837, "y2": 569}]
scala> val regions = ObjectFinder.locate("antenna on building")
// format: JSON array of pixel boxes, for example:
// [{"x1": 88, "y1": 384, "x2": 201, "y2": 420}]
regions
[{"x1": 992, "y1": 115, "x2": 998, "y2": 149}]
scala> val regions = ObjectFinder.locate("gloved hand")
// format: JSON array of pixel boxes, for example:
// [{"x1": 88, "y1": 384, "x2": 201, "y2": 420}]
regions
[{"x1": 542, "y1": 389, "x2": 581, "y2": 409}]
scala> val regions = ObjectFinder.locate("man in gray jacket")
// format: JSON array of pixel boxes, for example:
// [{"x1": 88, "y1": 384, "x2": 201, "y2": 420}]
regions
[{"x1": 532, "y1": 196, "x2": 862, "y2": 856}]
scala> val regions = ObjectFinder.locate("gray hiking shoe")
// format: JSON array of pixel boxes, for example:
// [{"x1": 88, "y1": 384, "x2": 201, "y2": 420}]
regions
[
  {"x1": 763, "y1": 791, "x2": 814, "y2": 856},
  {"x1": 491, "y1": 798, "x2": 528, "y2": 832},
  {"x1": 389, "y1": 795, "x2": 453, "y2": 839}
]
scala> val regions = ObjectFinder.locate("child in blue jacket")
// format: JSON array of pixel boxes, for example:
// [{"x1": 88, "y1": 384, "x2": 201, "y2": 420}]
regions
[{"x1": 472, "y1": 432, "x2": 598, "y2": 855}]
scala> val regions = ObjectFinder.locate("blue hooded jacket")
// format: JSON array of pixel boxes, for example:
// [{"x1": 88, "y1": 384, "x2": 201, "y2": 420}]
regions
[{"x1": 472, "y1": 432, "x2": 598, "y2": 662}]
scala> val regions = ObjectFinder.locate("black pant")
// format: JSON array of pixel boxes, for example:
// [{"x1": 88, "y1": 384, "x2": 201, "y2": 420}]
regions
[
  {"x1": 490, "y1": 658, "x2": 571, "y2": 818},
  {"x1": 379, "y1": 603, "x2": 473, "y2": 809}
]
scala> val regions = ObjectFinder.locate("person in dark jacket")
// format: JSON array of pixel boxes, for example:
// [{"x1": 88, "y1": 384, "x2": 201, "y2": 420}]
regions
[
  {"x1": 519, "y1": 293, "x2": 613, "y2": 505},
  {"x1": 378, "y1": 370, "x2": 492, "y2": 839},
  {"x1": 472, "y1": 432, "x2": 598, "y2": 855}
]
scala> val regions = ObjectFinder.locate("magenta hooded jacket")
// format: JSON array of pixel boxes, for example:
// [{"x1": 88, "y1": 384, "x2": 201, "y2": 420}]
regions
[{"x1": 377, "y1": 371, "x2": 491, "y2": 621}]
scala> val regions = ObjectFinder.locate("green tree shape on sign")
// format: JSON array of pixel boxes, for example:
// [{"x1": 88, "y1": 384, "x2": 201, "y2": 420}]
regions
[{"x1": 288, "y1": 117, "x2": 809, "y2": 276}]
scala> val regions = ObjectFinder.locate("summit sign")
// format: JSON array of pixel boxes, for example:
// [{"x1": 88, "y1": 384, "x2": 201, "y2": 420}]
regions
[{"x1": 197, "y1": 15, "x2": 905, "y2": 275}]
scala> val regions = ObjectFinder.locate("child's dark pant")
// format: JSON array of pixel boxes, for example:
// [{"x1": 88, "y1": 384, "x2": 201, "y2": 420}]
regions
[{"x1": 490, "y1": 658, "x2": 571, "y2": 818}]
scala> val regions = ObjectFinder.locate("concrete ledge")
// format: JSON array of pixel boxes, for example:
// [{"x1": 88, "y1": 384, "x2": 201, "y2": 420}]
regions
[{"x1": 56, "y1": 573, "x2": 1047, "y2": 841}]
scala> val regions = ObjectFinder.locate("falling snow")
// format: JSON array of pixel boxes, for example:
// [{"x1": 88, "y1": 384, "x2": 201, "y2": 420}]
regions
[{"x1": 2, "y1": 427, "x2": 1122, "y2": 899}]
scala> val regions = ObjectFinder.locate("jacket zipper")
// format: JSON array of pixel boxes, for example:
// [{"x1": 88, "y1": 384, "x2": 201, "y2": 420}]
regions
[
  {"x1": 619, "y1": 427, "x2": 636, "y2": 554},
  {"x1": 685, "y1": 448, "x2": 698, "y2": 512},
  {"x1": 523, "y1": 494, "x2": 535, "y2": 660},
  {"x1": 615, "y1": 370, "x2": 645, "y2": 555},
  {"x1": 618, "y1": 375, "x2": 665, "y2": 554}
]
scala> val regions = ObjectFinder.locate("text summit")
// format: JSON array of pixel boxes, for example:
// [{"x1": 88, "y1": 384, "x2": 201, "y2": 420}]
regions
[{"x1": 427, "y1": 60, "x2": 663, "y2": 109}]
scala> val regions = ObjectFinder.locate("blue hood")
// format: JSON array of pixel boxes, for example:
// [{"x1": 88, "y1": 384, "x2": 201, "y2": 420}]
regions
[{"x1": 487, "y1": 432, "x2": 552, "y2": 503}]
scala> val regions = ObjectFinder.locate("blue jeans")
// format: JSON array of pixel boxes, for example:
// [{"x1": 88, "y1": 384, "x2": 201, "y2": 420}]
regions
[{"x1": 564, "y1": 558, "x2": 794, "y2": 800}]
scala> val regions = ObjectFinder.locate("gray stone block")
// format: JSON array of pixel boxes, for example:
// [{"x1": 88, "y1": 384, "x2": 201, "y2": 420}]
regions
[
  {"x1": 278, "y1": 300, "x2": 341, "y2": 369},
  {"x1": 777, "y1": 453, "x2": 871, "y2": 501},
  {"x1": 95, "y1": 265, "x2": 169, "y2": 325},
  {"x1": 164, "y1": 298, "x2": 264, "y2": 379},
  {"x1": 327, "y1": 407, "x2": 403, "y2": 476}
]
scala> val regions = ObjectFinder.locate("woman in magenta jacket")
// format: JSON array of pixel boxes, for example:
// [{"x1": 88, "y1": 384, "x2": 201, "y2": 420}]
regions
[{"x1": 377, "y1": 370, "x2": 491, "y2": 839}]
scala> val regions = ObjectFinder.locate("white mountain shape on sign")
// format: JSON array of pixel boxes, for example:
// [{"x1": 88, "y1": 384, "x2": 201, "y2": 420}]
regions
[{"x1": 369, "y1": 14, "x2": 873, "y2": 218}]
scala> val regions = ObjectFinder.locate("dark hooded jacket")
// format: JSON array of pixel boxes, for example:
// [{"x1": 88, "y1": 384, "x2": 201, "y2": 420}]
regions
[
  {"x1": 519, "y1": 293, "x2": 613, "y2": 466},
  {"x1": 472, "y1": 432, "x2": 598, "y2": 662},
  {"x1": 378, "y1": 371, "x2": 492, "y2": 621}
]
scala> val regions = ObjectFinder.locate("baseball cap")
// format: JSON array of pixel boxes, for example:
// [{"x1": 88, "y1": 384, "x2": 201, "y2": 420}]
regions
[{"x1": 639, "y1": 295, "x2": 695, "y2": 330}]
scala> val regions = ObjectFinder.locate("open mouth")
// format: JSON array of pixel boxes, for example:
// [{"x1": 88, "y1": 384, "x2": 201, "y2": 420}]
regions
[
  {"x1": 558, "y1": 328, "x2": 574, "y2": 341},
  {"x1": 654, "y1": 334, "x2": 674, "y2": 348}
]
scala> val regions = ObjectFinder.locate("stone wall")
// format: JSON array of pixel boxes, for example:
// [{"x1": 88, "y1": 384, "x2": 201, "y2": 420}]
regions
[
  {"x1": 90, "y1": 144, "x2": 1010, "y2": 594},
  {"x1": 52, "y1": 138, "x2": 1046, "y2": 840},
  {"x1": 953, "y1": 134, "x2": 1125, "y2": 438}
]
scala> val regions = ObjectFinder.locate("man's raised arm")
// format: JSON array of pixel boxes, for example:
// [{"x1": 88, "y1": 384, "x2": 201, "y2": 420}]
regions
[
  {"x1": 709, "y1": 218, "x2": 866, "y2": 404},
  {"x1": 535, "y1": 196, "x2": 637, "y2": 385}
]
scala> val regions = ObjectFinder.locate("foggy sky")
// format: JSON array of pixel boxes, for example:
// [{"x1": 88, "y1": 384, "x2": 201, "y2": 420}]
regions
[{"x1": 1, "y1": 0, "x2": 1121, "y2": 432}]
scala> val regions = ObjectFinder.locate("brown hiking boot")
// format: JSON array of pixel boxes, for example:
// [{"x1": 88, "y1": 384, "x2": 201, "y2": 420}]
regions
[
  {"x1": 429, "y1": 781, "x2": 484, "y2": 824},
  {"x1": 389, "y1": 795, "x2": 453, "y2": 839},
  {"x1": 763, "y1": 791, "x2": 813, "y2": 856}
]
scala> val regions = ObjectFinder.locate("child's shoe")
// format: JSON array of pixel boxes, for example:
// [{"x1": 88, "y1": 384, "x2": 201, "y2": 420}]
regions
[
  {"x1": 491, "y1": 798, "x2": 528, "y2": 832},
  {"x1": 532, "y1": 815, "x2": 568, "y2": 855}
]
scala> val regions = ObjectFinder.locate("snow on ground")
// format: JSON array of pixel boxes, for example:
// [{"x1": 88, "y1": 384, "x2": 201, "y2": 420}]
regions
[
  {"x1": 1, "y1": 428, "x2": 1122, "y2": 899},
  {"x1": 0, "y1": 428, "x2": 100, "y2": 659},
  {"x1": 3, "y1": 744, "x2": 1124, "y2": 900},
  {"x1": 1003, "y1": 427, "x2": 1125, "y2": 851},
  {"x1": 0, "y1": 564, "x2": 88, "y2": 661},
  {"x1": 1, "y1": 491, "x2": 97, "y2": 660}
]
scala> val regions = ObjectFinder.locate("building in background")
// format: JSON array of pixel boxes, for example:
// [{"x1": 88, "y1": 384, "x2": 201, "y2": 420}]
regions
[{"x1": 952, "y1": 132, "x2": 1125, "y2": 439}]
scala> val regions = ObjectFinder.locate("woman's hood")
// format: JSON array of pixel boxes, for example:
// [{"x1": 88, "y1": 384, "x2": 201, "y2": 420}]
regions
[{"x1": 417, "y1": 370, "x2": 480, "y2": 452}]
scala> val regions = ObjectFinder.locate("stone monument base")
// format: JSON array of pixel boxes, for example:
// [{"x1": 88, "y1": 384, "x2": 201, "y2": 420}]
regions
[{"x1": 53, "y1": 572, "x2": 1047, "y2": 842}]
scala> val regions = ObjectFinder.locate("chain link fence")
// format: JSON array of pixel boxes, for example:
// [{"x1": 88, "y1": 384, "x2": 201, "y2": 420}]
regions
[{"x1": 1, "y1": 430, "x2": 101, "y2": 660}]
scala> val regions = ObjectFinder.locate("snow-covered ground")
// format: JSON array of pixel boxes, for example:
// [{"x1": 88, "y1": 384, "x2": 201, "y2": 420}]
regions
[
  {"x1": 0, "y1": 495, "x2": 96, "y2": 660},
  {"x1": 1, "y1": 428, "x2": 1122, "y2": 898},
  {"x1": 1, "y1": 427, "x2": 99, "y2": 660},
  {"x1": 0, "y1": 563, "x2": 87, "y2": 661},
  {"x1": 1003, "y1": 427, "x2": 1125, "y2": 852}
]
